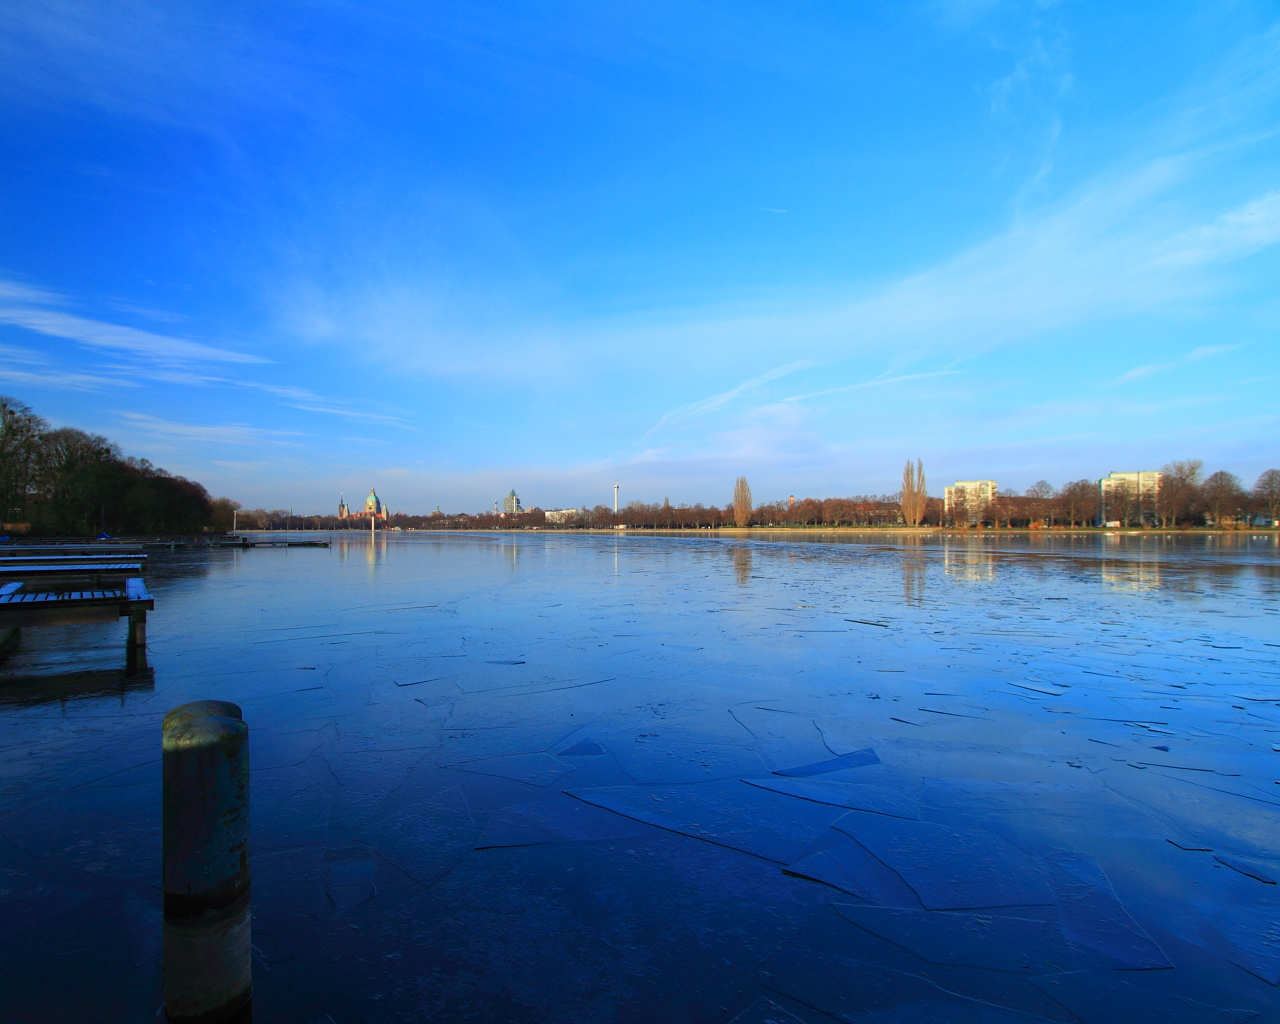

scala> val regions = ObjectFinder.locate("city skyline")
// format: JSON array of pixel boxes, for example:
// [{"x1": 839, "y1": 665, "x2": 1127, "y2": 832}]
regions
[
  {"x1": 238, "y1": 459, "x2": 1273, "y2": 522},
  {"x1": 0, "y1": 3, "x2": 1277, "y2": 510}
]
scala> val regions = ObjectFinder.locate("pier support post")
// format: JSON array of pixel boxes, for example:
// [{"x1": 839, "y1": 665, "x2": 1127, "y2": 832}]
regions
[
  {"x1": 0, "y1": 625, "x2": 18, "y2": 660},
  {"x1": 127, "y1": 610, "x2": 147, "y2": 673},
  {"x1": 162, "y1": 701, "x2": 251, "y2": 1023},
  {"x1": 128, "y1": 609, "x2": 147, "y2": 648}
]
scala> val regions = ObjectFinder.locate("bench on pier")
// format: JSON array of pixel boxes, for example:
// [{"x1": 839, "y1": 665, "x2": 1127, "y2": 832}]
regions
[{"x1": 0, "y1": 578, "x2": 154, "y2": 667}]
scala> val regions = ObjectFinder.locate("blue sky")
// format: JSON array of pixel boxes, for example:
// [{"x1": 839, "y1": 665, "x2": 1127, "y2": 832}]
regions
[{"x1": 1, "y1": 1, "x2": 1277, "y2": 514}]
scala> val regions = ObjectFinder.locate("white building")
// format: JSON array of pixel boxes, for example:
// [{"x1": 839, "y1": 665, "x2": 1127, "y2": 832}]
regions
[
  {"x1": 943, "y1": 480, "x2": 997, "y2": 523},
  {"x1": 502, "y1": 489, "x2": 523, "y2": 514},
  {"x1": 1098, "y1": 471, "x2": 1161, "y2": 526},
  {"x1": 544, "y1": 508, "x2": 578, "y2": 525}
]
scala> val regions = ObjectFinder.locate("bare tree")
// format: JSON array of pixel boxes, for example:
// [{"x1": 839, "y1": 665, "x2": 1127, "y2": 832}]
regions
[
  {"x1": 0, "y1": 396, "x2": 46, "y2": 522},
  {"x1": 1201, "y1": 470, "x2": 1245, "y2": 526},
  {"x1": 1025, "y1": 480, "x2": 1056, "y2": 526},
  {"x1": 733, "y1": 476, "x2": 753, "y2": 528},
  {"x1": 1059, "y1": 480, "x2": 1097, "y2": 527},
  {"x1": 1157, "y1": 459, "x2": 1202, "y2": 527},
  {"x1": 900, "y1": 459, "x2": 927, "y2": 526},
  {"x1": 210, "y1": 497, "x2": 241, "y2": 533},
  {"x1": 1253, "y1": 469, "x2": 1280, "y2": 526},
  {"x1": 1105, "y1": 481, "x2": 1136, "y2": 526}
]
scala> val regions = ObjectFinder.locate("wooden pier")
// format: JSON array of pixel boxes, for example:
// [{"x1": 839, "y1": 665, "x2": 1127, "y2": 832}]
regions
[
  {"x1": 225, "y1": 536, "x2": 330, "y2": 548},
  {"x1": 0, "y1": 544, "x2": 145, "y2": 557},
  {"x1": 0, "y1": 545, "x2": 154, "y2": 671},
  {"x1": 0, "y1": 557, "x2": 145, "y2": 587}
]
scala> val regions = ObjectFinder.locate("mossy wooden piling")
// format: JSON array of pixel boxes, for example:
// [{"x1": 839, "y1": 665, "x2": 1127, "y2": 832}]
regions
[{"x1": 162, "y1": 701, "x2": 251, "y2": 1023}]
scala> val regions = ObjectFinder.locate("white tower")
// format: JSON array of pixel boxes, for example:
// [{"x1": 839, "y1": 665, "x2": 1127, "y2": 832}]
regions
[{"x1": 613, "y1": 482, "x2": 619, "y2": 514}]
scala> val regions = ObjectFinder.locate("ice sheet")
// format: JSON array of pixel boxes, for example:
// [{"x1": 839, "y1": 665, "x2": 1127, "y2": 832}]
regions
[
  {"x1": 566, "y1": 780, "x2": 847, "y2": 863},
  {"x1": 5, "y1": 531, "x2": 1279, "y2": 1021},
  {"x1": 762, "y1": 947, "x2": 1064, "y2": 1022},
  {"x1": 774, "y1": 749, "x2": 881, "y2": 777},
  {"x1": 1040, "y1": 852, "x2": 1171, "y2": 970},
  {"x1": 834, "y1": 904, "x2": 1074, "y2": 971},
  {"x1": 846, "y1": 819, "x2": 1054, "y2": 910},
  {"x1": 786, "y1": 832, "x2": 922, "y2": 906},
  {"x1": 1030, "y1": 971, "x2": 1261, "y2": 1023},
  {"x1": 727, "y1": 996, "x2": 810, "y2": 1023},
  {"x1": 362, "y1": 786, "x2": 477, "y2": 888},
  {"x1": 450, "y1": 752, "x2": 575, "y2": 787},
  {"x1": 744, "y1": 776, "x2": 920, "y2": 819},
  {"x1": 476, "y1": 796, "x2": 654, "y2": 848}
]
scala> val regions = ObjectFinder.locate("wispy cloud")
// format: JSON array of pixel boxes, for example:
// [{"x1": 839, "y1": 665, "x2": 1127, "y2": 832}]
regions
[
  {"x1": 114, "y1": 412, "x2": 303, "y2": 449},
  {"x1": 1152, "y1": 189, "x2": 1280, "y2": 267},
  {"x1": 579, "y1": 159, "x2": 1280, "y2": 392},
  {"x1": 0, "y1": 304, "x2": 264, "y2": 365},
  {"x1": 1109, "y1": 345, "x2": 1242, "y2": 387},
  {"x1": 646, "y1": 361, "x2": 817, "y2": 435},
  {"x1": 0, "y1": 278, "x2": 416, "y2": 426},
  {"x1": 783, "y1": 370, "x2": 961, "y2": 403},
  {"x1": 0, "y1": 1, "x2": 315, "y2": 134},
  {"x1": 0, "y1": 341, "x2": 135, "y2": 392},
  {"x1": 0, "y1": 363, "x2": 128, "y2": 393},
  {"x1": 123, "y1": 366, "x2": 412, "y2": 427}
]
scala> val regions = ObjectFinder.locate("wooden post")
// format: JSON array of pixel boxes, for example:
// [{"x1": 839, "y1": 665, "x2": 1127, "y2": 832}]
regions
[
  {"x1": 128, "y1": 608, "x2": 147, "y2": 649},
  {"x1": 162, "y1": 701, "x2": 251, "y2": 1023},
  {"x1": 0, "y1": 625, "x2": 18, "y2": 659},
  {"x1": 126, "y1": 577, "x2": 148, "y2": 673}
]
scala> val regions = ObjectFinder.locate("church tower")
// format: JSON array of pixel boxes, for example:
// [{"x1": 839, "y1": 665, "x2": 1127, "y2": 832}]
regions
[{"x1": 338, "y1": 495, "x2": 349, "y2": 519}]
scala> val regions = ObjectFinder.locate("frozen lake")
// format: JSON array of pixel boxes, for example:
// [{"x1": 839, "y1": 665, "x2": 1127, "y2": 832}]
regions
[{"x1": 1, "y1": 530, "x2": 1278, "y2": 1022}]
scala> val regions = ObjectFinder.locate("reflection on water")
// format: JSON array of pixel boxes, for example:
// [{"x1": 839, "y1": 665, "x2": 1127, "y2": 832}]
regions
[
  {"x1": 1, "y1": 530, "x2": 1278, "y2": 1022},
  {"x1": 943, "y1": 545, "x2": 996, "y2": 583},
  {"x1": 1101, "y1": 559, "x2": 1162, "y2": 592},
  {"x1": 901, "y1": 552, "x2": 926, "y2": 606},
  {"x1": 0, "y1": 667, "x2": 154, "y2": 708}
]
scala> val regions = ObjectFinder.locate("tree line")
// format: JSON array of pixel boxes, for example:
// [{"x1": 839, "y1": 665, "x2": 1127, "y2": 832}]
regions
[
  {"x1": 231, "y1": 458, "x2": 1280, "y2": 533},
  {"x1": 312, "y1": 459, "x2": 1280, "y2": 531},
  {"x1": 967, "y1": 461, "x2": 1280, "y2": 529},
  {"x1": 0, "y1": 396, "x2": 215, "y2": 536},
  {"x1": 11, "y1": 388, "x2": 1269, "y2": 535}
]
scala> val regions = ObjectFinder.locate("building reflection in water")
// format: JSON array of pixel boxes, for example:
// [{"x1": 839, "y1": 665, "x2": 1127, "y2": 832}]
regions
[
  {"x1": 332, "y1": 533, "x2": 389, "y2": 572},
  {"x1": 943, "y1": 540, "x2": 996, "y2": 583},
  {"x1": 732, "y1": 546, "x2": 752, "y2": 586},
  {"x1": 1100, "y1": 560, "x2": 1162, "y2": 592}
]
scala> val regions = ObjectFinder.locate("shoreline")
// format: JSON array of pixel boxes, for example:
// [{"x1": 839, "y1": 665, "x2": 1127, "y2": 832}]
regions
[
  {"x1": 6, "y1": 526, "x2": 1273, "y2": 543},
  {"x1": 320, "y1": 525, "x2": 1277, "y2": 537}
]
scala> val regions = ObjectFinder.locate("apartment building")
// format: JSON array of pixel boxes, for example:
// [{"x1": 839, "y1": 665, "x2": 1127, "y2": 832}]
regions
[{"x1": 943, "y1": 480, "x2": 997, "y2": 524}]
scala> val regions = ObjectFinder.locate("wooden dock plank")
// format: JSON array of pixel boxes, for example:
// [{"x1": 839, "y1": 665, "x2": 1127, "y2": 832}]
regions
[
  {"x1": 0, "y1": 553, "x2": 147, "y2": 564},
  {"x1": 0, "y1": 562, "x2": 143, "y2": 571},
  {"x1": 0, "y1": 589, "x2": 142, "y2": 606}
]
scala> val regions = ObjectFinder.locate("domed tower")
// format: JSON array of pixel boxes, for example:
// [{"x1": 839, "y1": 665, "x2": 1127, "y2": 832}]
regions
[{"x1": 365, "y1": 488, "x2": 386, "y2": 520}]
